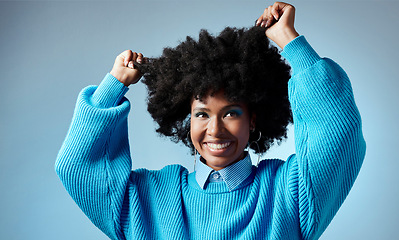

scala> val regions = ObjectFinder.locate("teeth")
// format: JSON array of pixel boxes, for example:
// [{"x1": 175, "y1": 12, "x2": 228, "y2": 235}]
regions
[{"x1": 207, "y1": 142, "x2": 231, "y2": 150}]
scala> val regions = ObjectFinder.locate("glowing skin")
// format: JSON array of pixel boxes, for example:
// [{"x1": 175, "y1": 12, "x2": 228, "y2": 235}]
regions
[{"x1": 190, "y1": 90, "x2": 256, "y2": 171}]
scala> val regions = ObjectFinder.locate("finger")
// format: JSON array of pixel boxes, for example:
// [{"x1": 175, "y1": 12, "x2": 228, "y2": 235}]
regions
[
  {"x1": 273, "y1": 2, "x2": 294, "y2": 18},
  {"x1": 261, "y1": 7, "x2": 269, "y2": 27},
  {"x1": 271, "y1": 4, "x2": 280, "y2": 21},
  {"x1": 131, "y1": 51, "x2": 138, "y2": 61},
  {"x1": 127, "y1": 61, "x2": 134, "y2": 69},
  {"x1": 257, "y1": 4, "x2": 280, "y2": 28},
  {"x1": 264, "y1": 6, "x2": 274, "y2": 28},
  {"x1": 257, "y1": 9, "x2": 266, "y2": 27},
  {"x1": 266, "y1": 9, "x2": 274, "y2": 27},
  {"x1": 137, "y1": 53, "x2": 143, "y2": 64},
  {"x1": 126, "y1": 52, "x2": 138, "y2": 69},
  {"x1": 255, "y1": 15, "x2": 263, "y2": 26},
  {"x1": 119, "y1": 50, "x2": 133, "y2": 67}
]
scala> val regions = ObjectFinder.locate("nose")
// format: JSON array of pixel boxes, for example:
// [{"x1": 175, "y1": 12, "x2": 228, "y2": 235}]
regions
[{"x1": 207, "y1": 116, "x2": 224, "y2": 137}]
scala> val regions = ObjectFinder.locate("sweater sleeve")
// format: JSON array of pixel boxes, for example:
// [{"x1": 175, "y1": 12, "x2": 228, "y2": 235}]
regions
[
  {"x1": 281, "y1": 36, "x2": 366, "y2": 239},
  {"x1": 55, "y1": 73, "x2": 131, "y2": 240}
]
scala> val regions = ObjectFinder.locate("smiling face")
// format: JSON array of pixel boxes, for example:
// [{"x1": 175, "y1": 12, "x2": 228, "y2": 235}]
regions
[{"x1": 190, "y1": 90, "x2": 255, "y2": 171}]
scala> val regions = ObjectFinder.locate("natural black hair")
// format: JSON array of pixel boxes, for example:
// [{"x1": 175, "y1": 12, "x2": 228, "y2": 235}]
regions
[{"x1": 139, "y1": 26, "x2": 292, "y2": 154}]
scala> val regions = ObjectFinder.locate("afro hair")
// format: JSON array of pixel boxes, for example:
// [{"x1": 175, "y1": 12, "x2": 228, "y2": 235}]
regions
[{"x1": 138, "y1": 26, "x2": 292, "y2": 154}]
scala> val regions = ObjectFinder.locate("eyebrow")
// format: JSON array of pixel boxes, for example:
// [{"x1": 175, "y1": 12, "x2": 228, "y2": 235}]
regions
[{"x1": 192, "y1": 104, "x2": 244, "y2": 112}]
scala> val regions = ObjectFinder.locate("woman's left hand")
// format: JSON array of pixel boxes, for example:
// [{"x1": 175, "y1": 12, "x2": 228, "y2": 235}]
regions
[{"x1": 256, "y1": 2, "x2": 299, "y2": 49}]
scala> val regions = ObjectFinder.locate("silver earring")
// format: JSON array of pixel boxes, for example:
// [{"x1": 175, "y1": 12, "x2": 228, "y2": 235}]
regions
[
  {"x1": 194, "y1": 150, "x2": 198, "y2": 172},
  {"x1": 254, "y1": 130, "x2": 261, "y2": 142},
  {"x1": 249, "y1": 130, "x2": 262, "y2": 166},
  {"x1": 188, "y1": 131, "x2": 198, "y2": 172}
]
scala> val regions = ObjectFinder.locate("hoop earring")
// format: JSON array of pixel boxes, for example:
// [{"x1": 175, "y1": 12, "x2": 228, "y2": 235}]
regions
[
  {"x1": 249, "y1": 130, "x2": 262, "y2": 166},
  {"x1": 254, "y1": 130, "x2": 261, "y2": 142},
  {"x1": 194, "y1": 150, "x2": 198, "y2": 172},
  {"x1": 188, "y1": 131, "x2": 197, "y2": 172}
]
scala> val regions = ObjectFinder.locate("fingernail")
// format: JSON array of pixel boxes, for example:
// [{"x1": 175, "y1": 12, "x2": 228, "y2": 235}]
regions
[
  {"x1": 137, "y1": 58, "x2": 142, "y2": 64},
  {"x1": 128, "y1": 61, "x2": 133, "y2": 68},
  {"x1": 255, "y1": 20, "x2": 259, "y2": 26}
]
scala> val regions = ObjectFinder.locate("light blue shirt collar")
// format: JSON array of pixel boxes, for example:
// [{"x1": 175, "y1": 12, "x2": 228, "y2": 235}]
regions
[{"x1": 195, "y1": 152, "x2": 253, "y2": 191}]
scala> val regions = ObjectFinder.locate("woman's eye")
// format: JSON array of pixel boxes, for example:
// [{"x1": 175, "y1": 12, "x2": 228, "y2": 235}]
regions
[
  {"x1": 225, "y1": 110, "x2": 242, "y2": 118},
  {"x1": 225, "y1": 112, "x2": 236, "y2": 117},
  {"x1": 195, "y1": 112, "x2": 208, "y2": 118}
]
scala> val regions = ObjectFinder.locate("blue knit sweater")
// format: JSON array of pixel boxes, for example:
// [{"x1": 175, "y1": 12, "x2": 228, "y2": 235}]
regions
[{"x1": 56, "y1": 36, "x2": 366, "y2": 240}]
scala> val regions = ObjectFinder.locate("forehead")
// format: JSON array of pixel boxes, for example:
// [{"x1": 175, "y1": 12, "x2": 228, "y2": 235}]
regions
[{"x1": 191, "y1": 90, "x2": 247, "y2": 110}]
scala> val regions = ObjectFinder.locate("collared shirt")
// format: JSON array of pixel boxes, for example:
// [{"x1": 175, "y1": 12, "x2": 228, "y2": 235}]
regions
[{"x1": 195, "y1": 152, "x2": 253, "y2": 192}]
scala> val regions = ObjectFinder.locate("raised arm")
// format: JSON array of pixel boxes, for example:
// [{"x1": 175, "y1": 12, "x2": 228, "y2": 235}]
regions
[
  {"x1": 258, "y1": 2, "x2": 366, "y2": 238},
  {"x1": 284, "y1": 39, "x2": 365, "y2": 239},
  {"x1": 55, "y1": 50, "x2": 144, "y2": 239}
]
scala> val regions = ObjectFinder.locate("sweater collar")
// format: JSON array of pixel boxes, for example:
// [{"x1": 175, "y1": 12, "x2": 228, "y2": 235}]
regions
[{"x1": 195, "y1": 152, "x2": 253, "y2": 192}]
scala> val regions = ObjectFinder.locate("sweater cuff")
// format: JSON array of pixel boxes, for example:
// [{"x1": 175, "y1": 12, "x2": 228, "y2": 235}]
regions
[
  {"x1": 90, "y1": 73, "x2": 129, "y2": 108},
  {"x1": 281, "y1": 35, "x2": 321, "y2": 75}
]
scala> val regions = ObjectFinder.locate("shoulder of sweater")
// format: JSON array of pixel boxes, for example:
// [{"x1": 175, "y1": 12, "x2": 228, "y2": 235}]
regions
[
  {"x1": 253, "y1": 156, "x2": 298, "y2": 190},
  {"x1": 132, "y1": 164, "x2": 189, "y2": 181},
  {"x1": 256, "y1": 158, "x2": 285, "y2": 175},
  {"x1": 257, "y1": 158, "x2": 285, "y2": 168},
  {"x1": 256, "y1": 155, "x2": 297, "y2": 176}
]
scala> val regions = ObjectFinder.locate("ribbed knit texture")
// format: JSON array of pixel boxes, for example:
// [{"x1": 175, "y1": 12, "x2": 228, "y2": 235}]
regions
[{"x1": 55, "y1": 36, "x2": 366, "y2": 240}]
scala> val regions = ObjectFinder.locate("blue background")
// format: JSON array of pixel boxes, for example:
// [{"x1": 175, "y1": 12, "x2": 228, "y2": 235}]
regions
[{"x1": 1, "y1": 1, "x2": 398, "y2": 239}]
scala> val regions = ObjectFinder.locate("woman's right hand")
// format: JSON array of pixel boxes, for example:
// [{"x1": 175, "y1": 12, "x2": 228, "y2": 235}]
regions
[
  {"x1": 110, "y1": 50, "x2": 144, "y2": 86},
  {"x1": 256, "y1": 2, "x2": 299, "y2": 49}
]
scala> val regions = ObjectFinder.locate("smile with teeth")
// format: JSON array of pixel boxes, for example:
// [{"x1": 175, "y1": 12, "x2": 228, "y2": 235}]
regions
[{"x1": 206, "y1": 142, "x2": 231, "y2": 150}]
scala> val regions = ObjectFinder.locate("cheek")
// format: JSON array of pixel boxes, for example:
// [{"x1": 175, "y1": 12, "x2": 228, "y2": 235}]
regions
[
  {"x1": 238, "y1": 127, "x2": 251, "y2": 144},
  {"x1": 231, "y1": 121, "x2": 251, "y2": 144},
  {"x1": 190, "y1": 119, "x2": 204, "y2": 145}
]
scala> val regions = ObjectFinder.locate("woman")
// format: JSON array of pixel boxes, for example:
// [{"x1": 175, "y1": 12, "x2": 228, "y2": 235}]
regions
[{"x1": 56, "y1": 2, "x2": 366, "y2": 239}]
